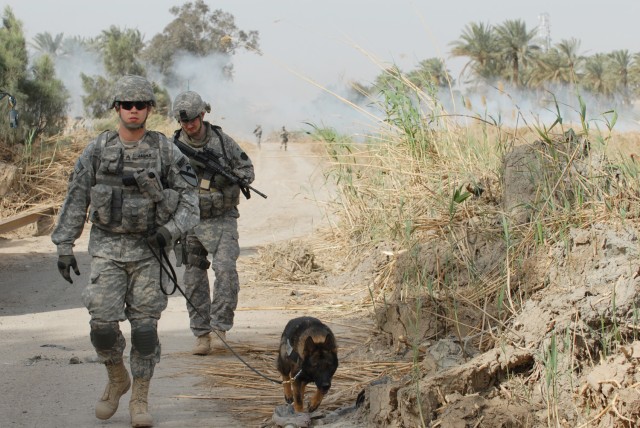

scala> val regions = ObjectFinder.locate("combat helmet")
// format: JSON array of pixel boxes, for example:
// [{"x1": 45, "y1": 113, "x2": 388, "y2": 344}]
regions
[
  {"x1": 111, "y1": 75, "x2": 156, "y2": 108},
  {"x1": 172, "y1": 91, "x2": 211, "y2": 122}
]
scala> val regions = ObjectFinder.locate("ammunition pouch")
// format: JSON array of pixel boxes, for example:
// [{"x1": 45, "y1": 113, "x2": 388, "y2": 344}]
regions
[
  {"x1": 222, "y1": 184, "x2": 241, "y2": 209},
  {"x1": 198, "y1": 191, "x2": 224, "y2": 219},
  {"x1": 98, "y1": 145, "x2": 124, "y2": 174},
  {"x1": 89, "y1": 184, "x2": 113, "y2": 225},
  {"x1": 134, "y1": 168, "x2": 164, "y2": 202}
]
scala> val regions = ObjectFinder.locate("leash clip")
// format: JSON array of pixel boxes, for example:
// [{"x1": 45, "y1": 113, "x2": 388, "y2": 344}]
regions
[{"x1": 282, "y1": 369, "x2": 303, "y2": 384}]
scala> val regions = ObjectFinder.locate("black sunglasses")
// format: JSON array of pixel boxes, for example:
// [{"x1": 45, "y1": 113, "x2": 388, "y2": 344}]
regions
[{"x1": 118, "y1": 101, "x2": 150, "y2": 111}]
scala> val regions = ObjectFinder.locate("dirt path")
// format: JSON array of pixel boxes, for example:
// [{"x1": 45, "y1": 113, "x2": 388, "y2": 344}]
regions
[{"x1": 0, "y1": 139, "x2": 352, "y2": 427}]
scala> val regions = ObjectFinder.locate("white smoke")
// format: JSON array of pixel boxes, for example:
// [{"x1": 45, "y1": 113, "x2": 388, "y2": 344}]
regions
[
  {"x1": 160, "y1": 50, "x2": 382, "y2": 143},
  {"x1": 52, "y1": 47, "x2": 105, "y2": 118}
]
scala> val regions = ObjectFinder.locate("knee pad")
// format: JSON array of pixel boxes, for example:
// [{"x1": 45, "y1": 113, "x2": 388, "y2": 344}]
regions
[
  {"x1": 131, "y1": 325, "x2": 158, "y2": 357},
  {"x1": 90, "y1": 325, "x2": 118, "y2": 351}
]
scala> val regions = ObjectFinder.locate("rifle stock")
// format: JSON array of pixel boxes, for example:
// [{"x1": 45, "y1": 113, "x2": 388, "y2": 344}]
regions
[{"x1": 172, "y1": 137, "x2": 267, "y2": 199}]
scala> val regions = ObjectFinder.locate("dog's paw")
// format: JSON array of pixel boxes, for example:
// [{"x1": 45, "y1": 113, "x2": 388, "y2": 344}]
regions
[
  {"x1": 307, "y1": 402, "x2": 320, "y2": 413},
  {"x1": 284, "y1": 394, "x2": 293, "y2": 404}
]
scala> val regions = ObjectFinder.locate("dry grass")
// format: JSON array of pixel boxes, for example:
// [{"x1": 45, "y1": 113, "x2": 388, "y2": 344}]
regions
[
  {"x1": 0, "y1": 129, "x2": 92, "y2": 219},
  {"x1": 184, "y1": 334, "x2": 412, "y2": 425}
]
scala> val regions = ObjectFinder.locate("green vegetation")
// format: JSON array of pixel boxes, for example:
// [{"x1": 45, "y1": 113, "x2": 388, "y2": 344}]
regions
[
  {"x1": 0, "y1": 0, "x2": 261, "y2": 141},
  {"x1": 357, "y1": 19, "x2": 640, "y2": 112},
  {"x1": 311, "y1": 59, "x2": 640, "y2": 425}
]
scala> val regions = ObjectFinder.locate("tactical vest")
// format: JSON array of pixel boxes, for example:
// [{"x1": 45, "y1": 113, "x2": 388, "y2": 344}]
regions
[
  {"x1": 174, "y1": 125, "x2": 240, "y2": 218},
  {"x1": 89, "y1": 131, "x2": 177, "y2": 234}
]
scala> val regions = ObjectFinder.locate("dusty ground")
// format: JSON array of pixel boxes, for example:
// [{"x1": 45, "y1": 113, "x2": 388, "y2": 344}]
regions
[
  {"x1": 4, "y1": 129, "x2": 640, "y2": 428},
  {"x1": 0, "y1": 138, "x2": 370, "y2": 428}
]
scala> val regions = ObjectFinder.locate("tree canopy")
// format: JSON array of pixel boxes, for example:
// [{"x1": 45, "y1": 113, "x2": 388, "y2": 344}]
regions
[{"x1": 143, "y1": 0, "x2": 260, "y2": 85}]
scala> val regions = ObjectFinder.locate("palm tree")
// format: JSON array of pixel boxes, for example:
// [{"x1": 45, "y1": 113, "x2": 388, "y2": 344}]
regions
[
  {"x1": 97, "y1": 26, "x2": 146, "y2": 77},
  {"x1": 581, "y1": 53, "x2": 613, "y2": 100},
  {"x1": 31, "y1": 32, "x2": 65, "y2": 58},
  {"x1": 608, "y1": 49, "x2": 632, "y2": 106},
  {"x1": 556, "y1": 38, "x2": 583, "y2": 81},
  {"x1": 629, "y1": 52, "x2": 640, "y2": 98},
  {"x1": 406, "y1": 57, "x2": 454, "y2": 89},
  {"x1": 532, "y1": 38, "x2": 584, "y2": 86},
  {"x1": 449, "y1": 22, "x2": 501, "y2": 83},
  {"x1": 494, "y1": 19, "x2": 540, "y2": 87}
]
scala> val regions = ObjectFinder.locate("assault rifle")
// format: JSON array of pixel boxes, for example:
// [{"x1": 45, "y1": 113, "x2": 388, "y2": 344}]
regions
[{"x1": 172, "y1": 136, "x2": 267, "y2": 199}]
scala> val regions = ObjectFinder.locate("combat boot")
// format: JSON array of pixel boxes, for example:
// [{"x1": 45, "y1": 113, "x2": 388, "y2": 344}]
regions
[
  {"x1": 192, "y1": 333, "x2": 211, "y2": 355},
  {"x1": 129, "y1": 377, "x2": 153, "y2": 427},
  {"x1": 211, "y1": 329, "x2": 227, "y2": 352},
  {"x1": 95, "y1": 360, "x2": 131, "y2": 420}
]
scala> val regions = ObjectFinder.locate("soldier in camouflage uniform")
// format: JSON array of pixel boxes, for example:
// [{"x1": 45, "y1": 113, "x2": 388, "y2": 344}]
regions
[
  {"x1": 171, "y1": 91, "x2": 255, "y2": 356},
  {"x1": 51, "y1": 75, "x2": 199, "y2": 428},
  {"x1": 280, "y1": 126, "x2": 289, "y2": 151},
  {"x1": 253, "y1": 124, "x2": 262, "y2": 149}
]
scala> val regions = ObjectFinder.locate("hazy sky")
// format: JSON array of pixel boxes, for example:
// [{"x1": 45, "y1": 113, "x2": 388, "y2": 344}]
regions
[{"x1": 3, "y1": 0, "x2": 639, "y2": 137}]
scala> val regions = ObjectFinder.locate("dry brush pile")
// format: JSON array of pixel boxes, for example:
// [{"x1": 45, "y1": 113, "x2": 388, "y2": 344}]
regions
[{"x1": 296, "y1": 83, "x2": 640, "y2": 427}]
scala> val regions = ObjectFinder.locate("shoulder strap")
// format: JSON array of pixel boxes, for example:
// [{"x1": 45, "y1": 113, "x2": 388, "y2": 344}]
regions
[
  {"x1": 91, "y1": 130, "x2": 117, "y2": 171},
  {"x1": 148, "y1": 131, "x2": 174, "y2": 187},
  {"x1": 210, "y1": 124, "x2": 229, "y2": 162}
]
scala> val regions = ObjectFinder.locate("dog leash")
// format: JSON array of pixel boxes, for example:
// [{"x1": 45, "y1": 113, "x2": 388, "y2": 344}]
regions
[{"x1": 148, "y1": 243, "x2": 288, "y2": 385}]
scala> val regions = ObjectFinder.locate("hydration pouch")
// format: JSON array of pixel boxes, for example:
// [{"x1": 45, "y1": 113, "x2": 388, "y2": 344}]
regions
[{"x1": 89, "y1": 184, "x2": 113, "y2": 225}]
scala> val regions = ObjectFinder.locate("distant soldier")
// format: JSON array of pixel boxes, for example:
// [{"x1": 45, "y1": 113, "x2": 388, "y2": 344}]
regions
[
  {"x1": 253, "y1": 124, "x2": 262, "y2": 149},
  {"x1": 280, "y1": 126, "x2": 289, "y2": 151}
]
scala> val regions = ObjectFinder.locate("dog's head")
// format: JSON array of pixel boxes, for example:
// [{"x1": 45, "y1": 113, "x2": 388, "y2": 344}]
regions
[{"x1": 302, "y1": 334, "x2": 338, "y2": 394}]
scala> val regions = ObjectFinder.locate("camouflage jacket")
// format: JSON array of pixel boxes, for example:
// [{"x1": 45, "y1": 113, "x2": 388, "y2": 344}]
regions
[{"x1": 51, "y1": 130, "x2": 200, "y2": 261}]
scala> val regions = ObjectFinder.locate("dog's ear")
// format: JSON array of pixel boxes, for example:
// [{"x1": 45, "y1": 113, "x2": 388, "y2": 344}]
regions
[
  {"x1": 304, "y1": 336, "x2": 316, "y2": 353},
  {"x1": 323, "y1": 333, "x2": 336, "y2": 350}
]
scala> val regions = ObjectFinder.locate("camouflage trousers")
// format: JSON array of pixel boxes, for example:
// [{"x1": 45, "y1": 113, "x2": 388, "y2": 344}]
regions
[
  {"x1": 183, "y1": 214, "x2": 240, "y2": 337},
  {"x1": 82, "y1": 255, "x2": 168, "y2": 379}
]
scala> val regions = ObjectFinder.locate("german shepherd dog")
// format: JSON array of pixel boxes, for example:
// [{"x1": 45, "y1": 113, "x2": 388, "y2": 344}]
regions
[{"x1": 277, "y1": 316, "x2": 338, "y2": 413}]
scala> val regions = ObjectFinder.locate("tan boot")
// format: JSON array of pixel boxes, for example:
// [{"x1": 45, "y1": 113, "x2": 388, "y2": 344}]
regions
[
  {"x1": 129, "y1": 378, "x2": 153, "y2": 427},
  {"x1": 211, "y1": 330, "x2": 227, "y2": 351},
  {"x1": 192, "y1": 333, "x2": 211, "y2": 355},
  {"x1": 95, "y1": 360, "x2": 131, "y2": 420}
]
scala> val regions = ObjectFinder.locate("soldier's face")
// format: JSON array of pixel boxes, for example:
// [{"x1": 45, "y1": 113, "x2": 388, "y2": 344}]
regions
[
  {"x1": 180, "y1": 113, "x2": 204, "y2": 138},
  {"x1": 117, "y1": 102, "x2": 150, "y2": 130}
]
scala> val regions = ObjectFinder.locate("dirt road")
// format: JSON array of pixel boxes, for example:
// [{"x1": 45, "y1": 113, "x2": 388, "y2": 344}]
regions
[{"x1": 0, "y1": 139, "x2": 342, "y2": 427}]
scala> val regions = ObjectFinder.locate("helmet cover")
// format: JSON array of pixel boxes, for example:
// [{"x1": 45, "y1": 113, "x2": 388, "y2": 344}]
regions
[
  {"x1": 111, "y1": 75, "x2": 156, "y2": 108},
  {"x1": 172, "y1": 91, "x2": 211, "y2": 121}
]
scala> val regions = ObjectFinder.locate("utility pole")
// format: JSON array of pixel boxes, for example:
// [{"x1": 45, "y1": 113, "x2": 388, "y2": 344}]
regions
[{"x1": 538, "y1": 12, "x2": 551, "y2": 52}]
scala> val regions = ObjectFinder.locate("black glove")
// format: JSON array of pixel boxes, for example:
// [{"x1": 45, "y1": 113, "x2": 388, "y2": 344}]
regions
[
  {"x1": 57, "y1": 255, "x2": 80, "y2": 284},
  {"x1": 147, "y1": 226, "x2": 172, "y2": 249}
]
